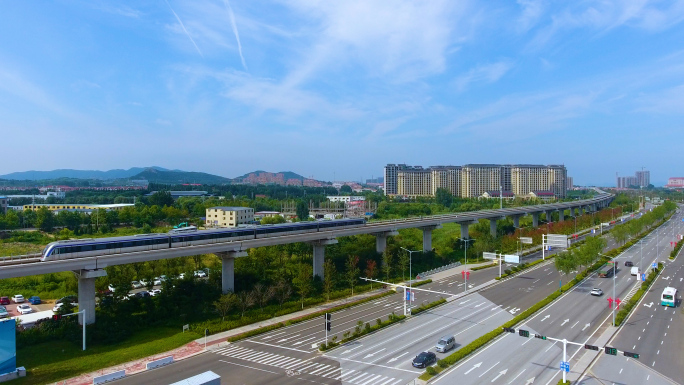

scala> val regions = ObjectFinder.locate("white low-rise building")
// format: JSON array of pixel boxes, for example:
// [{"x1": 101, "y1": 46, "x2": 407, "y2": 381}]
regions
[{"x1": 327, "y1": 196, "x2": 365, "y2": 203}]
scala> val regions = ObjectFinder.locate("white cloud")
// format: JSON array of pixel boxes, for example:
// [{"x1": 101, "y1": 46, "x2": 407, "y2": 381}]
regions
[
  {"x1": 164, "y1": 0, "x2": 204, "y2": 57},
  {"x1": 516, "y1": 0, "x2": 545, "y2": 32},
  {"x1": 223, "y1": 0, "x2": 248, "y2": 71},
  {"x1": 454, "y1": 61, "x2": 513, "y2": 92}
]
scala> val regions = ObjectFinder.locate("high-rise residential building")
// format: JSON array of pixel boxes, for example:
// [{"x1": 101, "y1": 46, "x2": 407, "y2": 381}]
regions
[
  {"x1": 566, "y1": 176, "x2": 573, "y2": 189},
  {"x1": 635, "y1": 170, "x2": 650, "y2": 187},
  {"x1": 384, "y1": 163, "x2": 567, "y2": 198}
]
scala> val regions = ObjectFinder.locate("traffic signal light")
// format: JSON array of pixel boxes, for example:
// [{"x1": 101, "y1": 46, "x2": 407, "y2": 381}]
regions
[
  {"x1": 584, "y1": 344, "x2": 599, "y2": 351},
  {"x1": 325, "y1": 313, "x2": 331, "y2": 331},
  {"x1": 624, "y1": 351, "x2": 640, "y2": 359},
  {"x1": 535, "y1": 334, "x2": 547, "y2": 340},
  {"x1": 52, "y1": 314, "x2": 62, "y2": 321},
  {"x1": 503, "y1": 327, "x2": 515, "y2": 333},
  {"x1": 605, "y1": 347, "x2": 617, "y2": 356},
  {"x1": 518, "y1": 329, "x2": 530, "y2": 337}
]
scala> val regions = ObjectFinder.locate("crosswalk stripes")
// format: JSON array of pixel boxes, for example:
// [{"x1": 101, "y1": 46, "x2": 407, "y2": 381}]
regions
[{"x1": 213, "y1": 346, "x2": 401, "y2": 384}]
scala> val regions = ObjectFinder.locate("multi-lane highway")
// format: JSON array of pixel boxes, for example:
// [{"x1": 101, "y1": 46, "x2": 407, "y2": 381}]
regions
[
  {"x1": 112, "y1": 211, "x2": 640, "y2": 385},
  {"x1": 433, "y1": 207, "x2": 684, "y2": 385},
  {"x1": 580, "y1": 212, "x2": 684, "y2": 385}
]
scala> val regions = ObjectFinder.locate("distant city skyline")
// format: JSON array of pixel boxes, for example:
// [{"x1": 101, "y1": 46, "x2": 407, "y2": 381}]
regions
[{"x1": 1, "y1": 2, "x2": 682, "y2": 186}]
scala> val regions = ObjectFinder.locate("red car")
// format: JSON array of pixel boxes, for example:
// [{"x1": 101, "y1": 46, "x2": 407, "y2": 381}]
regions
[{"x1": 0, "y1": 297, "x2": 9, "y2": 305}]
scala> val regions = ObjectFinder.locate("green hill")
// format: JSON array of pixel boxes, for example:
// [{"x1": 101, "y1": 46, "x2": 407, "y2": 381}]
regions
[{"x1": 131, "y1": 168, "x2": 230, "y2": 185}]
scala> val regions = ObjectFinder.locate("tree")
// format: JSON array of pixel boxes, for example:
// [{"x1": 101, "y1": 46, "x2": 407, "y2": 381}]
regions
[
  {"x1": 149, "y1": 191, "x2": 175, "y2": 208},
  {"x1": 398, "y1": 251, "x2": 409, "y2": 281},
  {"x1": 273, "y1": 279, "x2": 292, "y2": 309},
  {"x1": 346, "y1": 255, "x2": 360, "y2": 295},
  {"x1": 214, "y1": 292, "x2": 236, "y2": 321},
  {"x1": 382, "y1": 250, "x2": 393, "y2": 281},
  {"x1": 435, "y1": 188, "x2": 453, "y2": 207},
  {"x1": 252, "y1": 283, "x2": 274, "y2": 312},
  {"x1": 365, "y1": 259, "x2": 378, "y2": 289},
  {"x1": 292, "y1": 264, "x2": 313, "y2": 309},
  {"x1": 235, "y1": 290, "x2": 255, "y2": 318},
  {"x1": 340, "y1": 185, "x2": 353, "y2": 194},
  {"x1": 261, "y1": 215, "x2": 286, "y2": 225},
  {"x1": 323, "y1": 258, "x2": 337, "y2": 301},
  {"x1": 35, "y1": 207, "x2": 56, "y2": 232},
  {"x1": 296, "y1": 201, "x2": 309, "y2": 221}
]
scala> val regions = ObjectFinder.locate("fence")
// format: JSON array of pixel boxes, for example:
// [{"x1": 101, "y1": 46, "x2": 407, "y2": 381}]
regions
[{"x1": 416, "y1": 262, "x2": 461, "y2": 279}]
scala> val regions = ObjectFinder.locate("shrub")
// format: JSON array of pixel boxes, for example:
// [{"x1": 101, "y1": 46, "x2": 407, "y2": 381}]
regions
[
  {"x1": 438, "y1": 359, "x2": 448, "y2": 368},
  {"x1": 425, "y1": 366, "x2": 437, "y2": 375},
  {"x1": 364, "y1": 322, "x2": 371, "y2": 332},
  {"x1": 376, "y1": 318, "x2": 382, "y2": 326}
]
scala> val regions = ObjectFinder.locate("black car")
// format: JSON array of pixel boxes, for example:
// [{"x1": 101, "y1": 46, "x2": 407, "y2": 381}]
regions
[
  {"x1": 412, "y1": 351, "x2": 437, "y2": 368},
  {"x1": 134, "y1": 291, "x2": 151, "y2": 298},
  {"x1": 625, "y1": 261, "x2": 633, "y2": 267}
]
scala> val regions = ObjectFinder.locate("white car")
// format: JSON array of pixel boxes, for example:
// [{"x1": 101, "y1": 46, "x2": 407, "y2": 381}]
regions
[
  {"x1": 153, "y1": 277, "x2": 162, "y2": 286},
  {"x1": 178, "y1": 273, "x2": 186, "y2": 279},
  {"x1": 131, "y1": 281, "x2": 143, "y2": 289},
  {"x1": 139, "y1": 279, "x2": 148, "y2": 286},
  {"x1": 150, "y1": 289, "x2": 162, "y2": 297},
  {"x1": 108, "y1": 284, "x2": 116, "y2": 293},
  {"x1": 590, "y1": 288, "x2": 603, "y2": 296},
  {"x1": 17, "y1": 304, "x2": 33, "y2": 315},
  {"x1": 195, "y1": 270, "x2": 207, "y2": 278},
  {"x1": 11, "y1": 295, "x2": 24, "y2": 303}
]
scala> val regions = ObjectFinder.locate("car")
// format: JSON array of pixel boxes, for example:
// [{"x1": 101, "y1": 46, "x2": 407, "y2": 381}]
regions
[
  {"x1": 16, "y1": 304, "x2": 33, "y2": 315},
  {"x1": 153, "y1": 277, "x2": 162, "y2": 286},
  {"x1": 11, "y1": 295, "x2": 24, "y2": 303},
  {"x1": 149, "y1": 289, "x2": 162, "y2": 297},
  {"x1": 139, "y1": 279, "x2": 148, "y2": 287},
  {"x1": 435, "y1": 336, "x2": 456, "y2": 353},
  {"x1": 590, "y1": 288, "x2": 603, "y2": 296},
  {"x1": 56, "y1": 296, "x2": 77, "y2": 305},
  {"x1": 108, "y1": 284, "x2": 116, "y2": 293},
  {"x1": 178, "y1": 273, "x2": 186, "y2": 279},
  {"x1": 195, "y1": 270, "x2": 207, "y2": 278},
  {"x1": 412, "y1": 351, "x2": 437, "y2": 368},
  {"x1": 631, "y1": 266, "x2": 641, "y2": 276},
  {"x1": 159, "y1": 275, "x2": 168, "y2": 282},
  {"x1": 625, "y1": 261, "x2": 633, "y2": 267},
  {"x1": 134, "y1": 291, "x2": 151, "y2": 298},
  {"x1": 0, "y1": 306, "x2": 8, "y2": 318},
  {"x1": 0, "y1": 297, "x2": 9, "y2": 305},
  {"x1": 28, "y1": 296, "x2": 41, "y2": 305},
  {"x1": 131, "y1": 281, "x2": 143, "y2": 289}
]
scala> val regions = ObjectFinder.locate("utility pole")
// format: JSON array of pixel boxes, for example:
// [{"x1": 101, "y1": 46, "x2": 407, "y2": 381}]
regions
[
  {"x1": 400, "y1": 247, "x2": 420, "y2": 315},
  {"x1": 458, "y1": 238, "x2": 475, "y2": 292}
]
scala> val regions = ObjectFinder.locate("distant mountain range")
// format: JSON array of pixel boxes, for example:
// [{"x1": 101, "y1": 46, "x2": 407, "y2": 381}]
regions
[
  {"x1": 0, "y1": 167, "x2": 327, "y2": 186},
  {"x1": 0, "y1": 167, "x2": 173, "y2": 180}
]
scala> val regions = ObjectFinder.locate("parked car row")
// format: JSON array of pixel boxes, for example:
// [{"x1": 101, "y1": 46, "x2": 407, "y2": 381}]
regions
[{"x1": 0, "y1": 295, "x2": 42, "y2": 305}]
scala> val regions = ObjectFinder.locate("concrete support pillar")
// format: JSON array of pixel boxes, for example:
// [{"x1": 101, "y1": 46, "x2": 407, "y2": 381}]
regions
[
  {"x1": 460, "y1": 222, "x2": 470, "y2": 239},
  {"x1": 489, "y1": 219, "x2": 498, "y2": 238},
  {"x1": 559, "y1": 209, "x2": 565, "y2": 222},
  {"x1": 309, "y1": 239, "x2": 338, "y2": 279},
  {"x1": 419, "y1": 225, "x2": 441, "y2": 252},
  {"x1": 510, "y1": 215, "x2": 521, "y2": 228},
  {"x1": 76, "y1": 269, "x2": 107, "y2": 325},
  {"x1": 374, "y1": 230, "x2": 399, "y2": 254},
  {"x1": 532, "y1": 212, "x2": 540, "y2": 227},
  {"x1": 576, "y1": 207, "x2": 582, "y2": 216},
  {"x1": 216, "y1": 251, "x2": 247, "y2": 293},
  {"x1": 545, "y1": 210, "x2": 554, "y2": 223}
]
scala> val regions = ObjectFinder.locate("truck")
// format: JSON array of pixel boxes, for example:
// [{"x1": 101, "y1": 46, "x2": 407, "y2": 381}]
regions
[{"x1": 598, "y1": 261, "x2": 615, "y2": 277}]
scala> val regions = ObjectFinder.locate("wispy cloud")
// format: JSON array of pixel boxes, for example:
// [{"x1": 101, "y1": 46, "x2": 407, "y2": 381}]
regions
[
  {"x1": 164, "y1": 0, "x2": 203, "y2": 57},
  {"x1": 454, "y1": 61, "x2": 513, "y2": 92},
  {"x1": 223, "y1": 0, "x2": 247, "y2": 71}
]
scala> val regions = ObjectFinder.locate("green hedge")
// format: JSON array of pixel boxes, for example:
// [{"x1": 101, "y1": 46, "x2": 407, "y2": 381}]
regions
[
  {"x1": 615, "y1": 262, "x2": 663, "y2": 326},
  {"x1": 419, "y1": 210, "x2": 675, "y2": 381},
  {"x1": 227, "y1": 290, "x2": 395, "y2": 343},
  {"x1": 471, "y1": 263, "x2": 498, "y2": 271},
  {"x1": 412, "y1": 279, "x2": 433, "y2": 287},
  {"x1": 319, "y1": 297, "x2": 446, "y2": 351}
]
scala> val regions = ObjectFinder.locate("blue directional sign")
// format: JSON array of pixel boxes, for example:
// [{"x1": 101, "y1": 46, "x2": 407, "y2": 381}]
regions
[
  {"x1": 642, "y1": 273, "x2": 646, "y2": 282},
  {"x1": 560, "y1": 361, "x2": 570, "y2": 372},
  {"x1": 406, "y1": 290, "x2": 411, "y2": 301},
  {"x1": 652, "y1": 262, "x2": 657, "y2": 269}
]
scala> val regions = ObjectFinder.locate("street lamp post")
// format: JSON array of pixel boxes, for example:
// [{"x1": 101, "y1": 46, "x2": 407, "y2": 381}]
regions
[
  {"x1": 458, "y1": 238, "x2": 476, "y2": 293},
  {"x1": 400, "y1": 247, "x2": 420, "y2": 315}
]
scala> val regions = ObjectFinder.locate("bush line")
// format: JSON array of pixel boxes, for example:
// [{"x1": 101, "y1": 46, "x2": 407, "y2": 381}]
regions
[
  {"x1": 419, "y1": 210, "x2": 675, "y2": 381},
  {"x1": 670, "y1": 239, "x2": 683, "y2": 260},
  {"x1": 227, "y1": 290, "x2": 395, "y2": 343},
  {"x1": 319, "y1": 297, "x2": 447, "y2": 352}
]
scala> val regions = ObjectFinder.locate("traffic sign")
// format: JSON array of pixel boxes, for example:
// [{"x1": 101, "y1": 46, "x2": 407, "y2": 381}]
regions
[
  {"x1": 519, "y1": 329, "x2": 530, "y2": 337},
  {"x1": 406, "y1": 290, "x2": 411, "y2": 301},
  {"x1": 560, "y1": 361, "x2": 570, "y2": 372},
  {"x1": 605, "y1": 347, "x2": 618, "y2": 356},
  {"x1": 652, "y1": 262, "x2": 657, "y2": 269},
  {"x1": 520, "y1": 237, "x2": 533, "y2": 244}
]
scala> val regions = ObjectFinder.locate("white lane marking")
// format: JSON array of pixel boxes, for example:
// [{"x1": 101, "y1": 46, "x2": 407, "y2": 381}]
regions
[
  {"x1": 247, "y1": 340, "x2": 311, "y2": 353},
  {"x1": 293, "y1": 336, "x2": 319, "y2": 346},
  {"x1": 262, "y1": 331, "x2": 287, "y2": 340},
  {"x1": 560, "y1": 319, "x2": 569, "y2": 326},
  {"x1": 360, "y1": 374, "x2": 384, "y2": 385},
  {"x1": 308, "y1": 365, "x2": 332, "y2": 375},
  {"x1": 330, "y1": 356, "x2": 421, "y2": 373},
  {"x1": 571, "y1": 321, "x2": 579, "y2": 328},
  {"x1": 507, "y1": 369, "x2": 526, "y2": 384},
  {"x1": 478, "y1": 361, "x2": 500, "y2": 378},
  {"x1": 619, "y1": 368, "x2": 623, "y2": 374},
  {"x1": 218, "y1": 359, "x2": 279, "y2": 374},
  {"x1": 491, "y1": 369, "x2": 508, "y2": 382},
  {"x1": 545, "y1": 341, "x2": 558, "y2": 352},
  {"x1": 582, "y1": 323, "x2": 590, "y2": 331},
  {"x1": 364, "y1": 348, "x2": 386, "y2": 359},
  {"x1": 657, "y1": 350, "x2": 660, "y2": 355},
  {"x1": 342, "y1": 345, "x2": 364, "y2": 354},
  {"x1": 464, "y1": 362, "x2": 482, "y2": 375},
  {"x1": 541, "y1": 314, "x2": 550, "y2": 322},
  {"x1": 278, "y1": 334, "x2": 300, "y2": 342},
  {"x1": 387, "y1": 352, "x2": 409, "y2": 363}
]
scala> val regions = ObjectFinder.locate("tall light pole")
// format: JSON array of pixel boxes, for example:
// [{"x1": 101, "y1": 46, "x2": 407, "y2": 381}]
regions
[
  {"x1": 458, "y1": 238, "x2": 476, "y2": 293},
  {"x1": 400, "y1": 247, "x2": 420, "y2": 315}
]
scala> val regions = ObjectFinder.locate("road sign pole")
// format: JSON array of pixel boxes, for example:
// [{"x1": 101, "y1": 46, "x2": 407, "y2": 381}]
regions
[
  {"x1": 82, "y1": 309, "x2": 86, "y2": 351},
  {"x1": 563, "y1": 338, "x2": 567, "y2": 383},
  {"x1": 542, "y1": 235, "x2": 545, "y2": 261}
]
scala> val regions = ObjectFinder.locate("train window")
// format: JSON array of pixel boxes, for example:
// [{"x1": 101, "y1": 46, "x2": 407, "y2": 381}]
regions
[
  {"x1": 81, "y1": 245, "x2": 93, "y2": 252},
  {"x1": 123, "y1": 242, "x2": 134, "y2": 247},
  {"x1": 95, "y1": 244, "x2": 107, "y2": 250},
  {"x1": 134, "y1": 241, "x2": 144, "y2": 247}
]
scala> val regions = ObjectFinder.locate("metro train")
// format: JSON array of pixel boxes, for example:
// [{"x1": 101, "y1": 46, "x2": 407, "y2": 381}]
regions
[{"x1": 40, "y1": 218, "x2": 366, "y2": 262}]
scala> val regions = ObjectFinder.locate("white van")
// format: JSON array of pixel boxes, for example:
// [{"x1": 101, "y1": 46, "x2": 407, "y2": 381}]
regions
[{"x1": 631, "y1": 266, "x2": 640, "y2": 276}]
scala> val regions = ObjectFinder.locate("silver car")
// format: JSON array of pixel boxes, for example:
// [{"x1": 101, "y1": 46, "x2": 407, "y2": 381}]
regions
[{"x1": 435, "y1": 336, "x2": 456, "y2": 353}]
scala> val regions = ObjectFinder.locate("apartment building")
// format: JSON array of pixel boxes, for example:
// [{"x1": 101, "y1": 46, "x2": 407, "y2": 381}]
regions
[
  {"x1": 205, "y1": 206, "x2": 255, "y2": 228},
  {"x1": 0, "y1": 196, "x2": 7, "y2": 215},
  {"x1": 635, "y1": 171, "x2": 650, "y2": 187},
  {"x1": 385, "y1": 163, "x2": 567, "y2": 199}
]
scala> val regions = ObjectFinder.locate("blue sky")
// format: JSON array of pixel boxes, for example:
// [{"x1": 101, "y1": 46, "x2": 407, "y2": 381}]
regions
[{"x1": 1, "y1": 1, "x2": 683, "y2": 186}]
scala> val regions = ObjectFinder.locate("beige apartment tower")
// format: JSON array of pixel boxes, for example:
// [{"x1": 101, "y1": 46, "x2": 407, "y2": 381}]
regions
[{"x1": 206, "y1": 206, "x2": 255, "y2": 228}]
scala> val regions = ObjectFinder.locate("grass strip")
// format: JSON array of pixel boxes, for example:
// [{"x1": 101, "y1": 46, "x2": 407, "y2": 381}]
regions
[
  {"x1": 227, "y1": 290, "x2": 395, "y2": 343},
  {"x1": 670, "y1": 239, "x2": 683, "y2": 260},
  {"x1": 419, "y1": 212, "x2": 673, "y2": 381}
]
